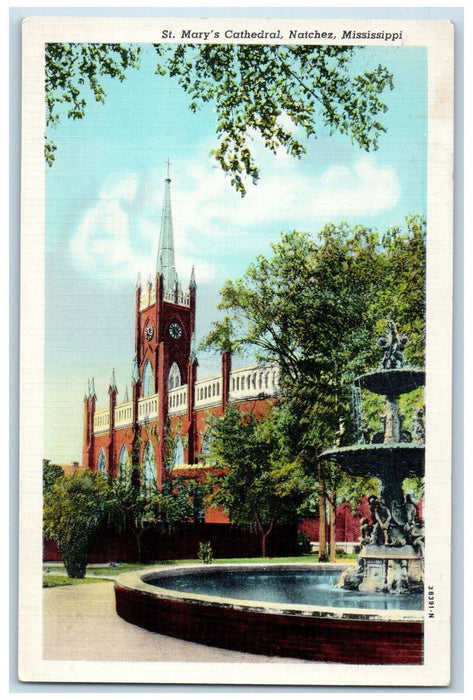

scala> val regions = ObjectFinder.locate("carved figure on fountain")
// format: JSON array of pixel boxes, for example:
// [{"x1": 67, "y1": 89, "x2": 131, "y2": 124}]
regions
[
  {"x1": 411, "y1": 405, "x2": 425, "y2": 443},
  {"x1": 377, "y1": 320, "x2": 408, "y2": 370}
]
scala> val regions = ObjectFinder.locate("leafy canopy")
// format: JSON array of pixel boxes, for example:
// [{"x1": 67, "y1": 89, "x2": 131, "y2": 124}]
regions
[
  {"x1": 206, "y1": 405, "x2": 311, "y2": 542},
  {"x1": 204, "y1": 217, "x2": 425, "y2": 466},
  {"x1": 45, "y1": 43, "x2": 393, "y2": 193}
]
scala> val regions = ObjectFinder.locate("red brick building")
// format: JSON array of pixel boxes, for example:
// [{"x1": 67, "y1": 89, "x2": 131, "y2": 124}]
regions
[{"x1": 82, "y1": 176, "x2": 279, "y2": 521}]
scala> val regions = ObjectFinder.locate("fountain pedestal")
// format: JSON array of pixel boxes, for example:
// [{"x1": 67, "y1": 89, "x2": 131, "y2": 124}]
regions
[{"x1": 359, "y1": 545, "x2": 423, "y2": 593}]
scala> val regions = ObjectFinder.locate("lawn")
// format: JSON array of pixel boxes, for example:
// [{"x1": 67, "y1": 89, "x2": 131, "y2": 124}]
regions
[
  {"x1": 44, "y1": 554, "x2": 357, "y2": 586},
  {"x1": 43, "y1": 574, "x2": 113, "y2": 588}
]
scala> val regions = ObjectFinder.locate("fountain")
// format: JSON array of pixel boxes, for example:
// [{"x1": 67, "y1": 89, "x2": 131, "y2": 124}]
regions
[
  {"x1": 114, "y1": 321, "x2": 424, "y2": 664},
  {"x1": 322, "y1": 320, "x2": 425, "y2": 595}
]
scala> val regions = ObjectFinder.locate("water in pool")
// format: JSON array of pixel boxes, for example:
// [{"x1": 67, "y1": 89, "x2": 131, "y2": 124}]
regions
[{"x1": 148, "y1": 569, "x2": 423, "y2": 611}]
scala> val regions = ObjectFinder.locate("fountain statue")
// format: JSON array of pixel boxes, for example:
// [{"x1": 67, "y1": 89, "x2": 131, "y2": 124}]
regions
[{"x1": 322, "y1": 321, "x2": 425, "y2": 594}]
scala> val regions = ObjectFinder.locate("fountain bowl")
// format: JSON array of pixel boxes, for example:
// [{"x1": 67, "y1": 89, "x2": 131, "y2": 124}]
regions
[{"x1": 115, "y1": 563, "x2": 423, "y2": 665}]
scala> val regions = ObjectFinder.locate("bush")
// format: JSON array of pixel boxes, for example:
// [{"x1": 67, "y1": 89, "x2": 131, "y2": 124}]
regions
[
  {"x1": 198, "y1": 541, "x2": 214, "y2": 564},
  {"x1": 297, "y1": 530, "x2": 313, "y2": 555},
  {"x1": 43, "y1": 471, "x2": 108, "y2": 578}
]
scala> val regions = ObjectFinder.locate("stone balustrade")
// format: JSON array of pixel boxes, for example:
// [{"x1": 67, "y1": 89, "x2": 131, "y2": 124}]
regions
[
  {"x1": 93, "y1": 408, "x2": 110, "y2": 433},
  {"x1": 92, "y1": 364, "x2": 279, "y2": 435},
  {"x1": 194, "y1": 376, "x2": 222, "y2": 410},
  {"x1": 138, "y1": 394, "x2": 158, "y2": 422},
  {"x1": 229, "y1": 364, "x2": 279, "y2": 401},
  {"x1": 139, "y1": 285, "x2": 190, "y2": 311},
  {"x1": 163, "y1": 289, "x2": 190, "y2": 306},
  {"x1": 168, "y1": 386, "x2": 188, "y2": 415},
  {"x1": 114, "y1": 401, "x2": 133, "y2": 429}
]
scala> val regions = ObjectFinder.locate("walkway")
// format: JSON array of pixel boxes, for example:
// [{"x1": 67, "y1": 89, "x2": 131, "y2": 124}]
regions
[{"x1": 43, "y1": 581, "x2": 306, "y2": 663}]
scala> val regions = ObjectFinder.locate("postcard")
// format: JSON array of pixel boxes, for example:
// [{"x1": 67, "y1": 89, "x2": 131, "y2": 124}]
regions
[{"x1": 19, "y1": 14, "x2": 453, "y2": 686}]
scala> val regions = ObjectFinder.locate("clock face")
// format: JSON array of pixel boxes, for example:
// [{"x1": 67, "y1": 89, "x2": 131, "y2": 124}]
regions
[
  {"x1": 145, "y1": 325, "x2": 154, "y2": 341},
  {"x1": 169, "y1": 322, "x2": 183, "y2": 339}
]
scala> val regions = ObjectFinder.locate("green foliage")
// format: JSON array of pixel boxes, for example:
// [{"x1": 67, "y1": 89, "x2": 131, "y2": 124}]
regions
[
  {"x1": 43, "y1": 461, "x2": 196, "y2": 575},
  {"x1": 43, "y1": 471, "x2": 108, "y2": 578},
  {"x1": 296, "y1": 530, "x2": 313, "y2": 555},
  {"x1": 45, "y1": 43, "x2": 393, "y2": 191},
  {"x1": 205, "y1": 219, "x2": 425, "y2": 517},
  {"x1": 199, "y1": 315, "x2": 243, "y2": 356},
  {"x1": 336, "y1": 472, "x2": 381, "y2": 512},
  {"x1": 42, "y1": 459, "x2": 64, "y2": 494},
  {"x1": 45, "y1": 43, "x2": 141, "y2": 165},
  {"x1": 154, "y1": 44, "x2": 393, "y2": 195},
  {"x1": 402, "y1": 477, "x2": 424, "y2": 503},
  {"x1": 205, "y1": 404, "x2": 312, "y2": 555},
  {"x1": 198, "y1": 541, "x2": 214, "y2": 564},
  {"x1": 103, "y1": 466, "x2": 194, "y2": 559}
]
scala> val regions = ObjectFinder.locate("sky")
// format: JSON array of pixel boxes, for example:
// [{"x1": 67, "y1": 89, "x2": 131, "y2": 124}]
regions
[{"x1": 45, "y1": 43, "x2": 427, "y2": 463}]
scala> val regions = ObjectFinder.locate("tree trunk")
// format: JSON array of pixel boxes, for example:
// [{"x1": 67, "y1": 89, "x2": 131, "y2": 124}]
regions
[
  {"x1": 317, "y1": 463, "x2": 327, "y2": 562},
  {"x1": 256, "y1": 514, "x2": 275, "y2": 558},
  {"x1": 135, "y1": 532, "x2": 143, "y2": 563},
  {"x1": 261, "y1": 531, "x2": 267, "y2": 558},
  {"x1": 329, "y1": 489, "x2": 337, "y2": 562}
]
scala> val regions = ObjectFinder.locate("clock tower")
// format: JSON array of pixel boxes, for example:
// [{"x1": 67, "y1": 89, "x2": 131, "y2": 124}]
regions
[{"x1": 134, "y1": 174, "x2": 197, "y2": 483}]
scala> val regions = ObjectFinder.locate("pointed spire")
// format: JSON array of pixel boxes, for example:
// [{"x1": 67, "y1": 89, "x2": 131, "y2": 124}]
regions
[
  {"x1": 135, "y1": 272, "x2": 141, "y2": 290},
  {"x1": 189, "y1": 265, "x2": 196, "y2": 290},
  {"x1": 90, "y1": 377, "x2": 96, "y2": 398},
  {"x1": 132, "y1": 356, "x2": 140, "y2": 385},
  {"x1": 124, "y1": 385, "x2": 129, "y2": 403},
  {"x1": 84, "y1": 378, "x2": 90, "y2": 400},
  {"x1": 156, "y1": 174, "x2": 179, "y2": 292},
  {"x1": 109, "y1": 368, "x2": 117, "y2": 393}
]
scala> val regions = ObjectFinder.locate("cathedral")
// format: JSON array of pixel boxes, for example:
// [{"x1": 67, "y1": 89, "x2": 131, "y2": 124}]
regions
[{"x1": 81, "y1": 175, "x2": 280, "y2": 521}]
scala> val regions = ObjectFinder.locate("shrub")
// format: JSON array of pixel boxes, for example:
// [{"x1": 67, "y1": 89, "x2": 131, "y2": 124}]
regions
[
  {"x1": 297, "y1": 530, "x2": 313, "y2": 555},
  {"x1": 43, "y1": 471, "x2": 107, "y2": 578},
  {"x1": 198, "y1": 541, "x2": 214, "y2": 564}
]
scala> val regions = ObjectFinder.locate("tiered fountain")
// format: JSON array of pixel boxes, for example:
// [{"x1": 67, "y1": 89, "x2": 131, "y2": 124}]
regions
[
  {"x1": 115, "y1": 320, "x2": 425, "y2": 664},
  {"x1": 322, "y1": 320, "x2": 425, "y2": 594}
]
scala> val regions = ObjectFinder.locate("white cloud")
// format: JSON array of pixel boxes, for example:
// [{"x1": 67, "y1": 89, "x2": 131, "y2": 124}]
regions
[
  {"x1": 70, "y1": 170, "x2": 217, "y2": 285},
  {"x1": 70, "y1": 154, "x2": 400, "y2": 285}
]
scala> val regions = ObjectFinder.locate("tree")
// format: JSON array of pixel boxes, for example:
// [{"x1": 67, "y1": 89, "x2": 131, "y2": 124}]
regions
[
  {"x1": 103, "y1": 466, "x2": 195, "y2": 562},
  {"x1": 205, "y1": 404, "x2": 311, "y2": 557},
  {"x1": 42, "y1": 459, "x2": 64, "y2": 494},
  {"x1": 203, "y1": 219, "x2": 425, "y2": 559},
  {"x1": 43, "y1": 470, "x2": 108, "y2": 578},
  {"x1": 45, "y1": 43, "x2": 141, "y2": 165},
  {"x1": 45, "y1": 43, "x2": 393, "y2": 193}
]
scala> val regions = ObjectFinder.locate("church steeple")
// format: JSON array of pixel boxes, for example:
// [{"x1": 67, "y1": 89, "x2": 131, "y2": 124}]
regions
[{"x1": 157, "y1": 173, "x2": 178, "y2": 292}]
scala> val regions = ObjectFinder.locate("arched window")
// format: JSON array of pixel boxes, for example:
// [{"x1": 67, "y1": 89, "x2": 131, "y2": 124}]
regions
[
  {"x1": 142, "y1": 441, "x2": 156, "y2": 489},
  {"x1": 201, "y1": 431, "x2": 214, "y2": 463},
  {"x1": 143, "y1": 360, "x2": 153, "y2": 396},
  {"x1": 117, "y1": 445, "x2": 130, "y2": 478},
  {"x1": 97, "y1": 449, "x2": 106, "y2": 475},
  {"x1": 173, "y1": 436, "x2": 185, "y2": 468},
  {"x1": 168, "y1": 362, "x2": 181, "y2": 390}
]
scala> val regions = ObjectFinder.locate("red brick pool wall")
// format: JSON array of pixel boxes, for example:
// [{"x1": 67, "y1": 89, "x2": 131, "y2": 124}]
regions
[{"x1": 115, "y1": 584, "x2": 423, "y2": 665}]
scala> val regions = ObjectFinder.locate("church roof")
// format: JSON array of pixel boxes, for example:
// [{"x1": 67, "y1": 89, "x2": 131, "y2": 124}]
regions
[{"x1": 156, "y1": 176, "x2": 179, "y2": 292}]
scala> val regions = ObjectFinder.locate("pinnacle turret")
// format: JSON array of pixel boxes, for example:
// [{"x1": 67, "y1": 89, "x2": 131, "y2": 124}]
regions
[
  {"x1": 189, "y1": 265, "x2": 196, "y2": 290},
  {"x1": 109, "y1": 368, "x2": 117, "y2": 393},
  {"x1": 132, "y1": 356, "x2": 140, "y2": 385},
  {"x1": 190, "y1": 332, "x2": 198, "y2": 364}
]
